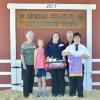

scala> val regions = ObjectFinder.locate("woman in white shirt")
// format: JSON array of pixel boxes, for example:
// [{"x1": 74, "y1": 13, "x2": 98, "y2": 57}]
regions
[{"x1": 62, "y1": 32, "x2": 90, "y2": 98}]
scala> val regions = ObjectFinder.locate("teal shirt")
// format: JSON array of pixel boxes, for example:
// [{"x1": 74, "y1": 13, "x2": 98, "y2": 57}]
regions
[{"x1": 21, "y1": 42, "x2": 36, "y2": 65}]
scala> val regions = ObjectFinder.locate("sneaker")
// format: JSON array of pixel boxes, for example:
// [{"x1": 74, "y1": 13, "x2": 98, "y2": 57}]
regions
[
  {"x1": 41, "y1": 93, "x2": 48, "y2": 97},
  {"x1": 36, "y1": 93, "x2": 41, "y2": 97}
]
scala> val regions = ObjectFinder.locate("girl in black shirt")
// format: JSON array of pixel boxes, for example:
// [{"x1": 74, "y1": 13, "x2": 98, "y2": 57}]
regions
[{"x1": 45, "y1": 32, "x2": 65, "y2": 96}]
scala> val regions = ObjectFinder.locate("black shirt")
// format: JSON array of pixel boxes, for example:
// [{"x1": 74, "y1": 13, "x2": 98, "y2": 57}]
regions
[{"x1": 45, "y1": 41, "x2": 65, "y2": 60}]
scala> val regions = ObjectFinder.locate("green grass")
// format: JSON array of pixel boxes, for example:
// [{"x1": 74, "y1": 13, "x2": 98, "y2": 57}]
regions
[{"x1": 0, "y1": 89, "x2": 100, "y2": 100}]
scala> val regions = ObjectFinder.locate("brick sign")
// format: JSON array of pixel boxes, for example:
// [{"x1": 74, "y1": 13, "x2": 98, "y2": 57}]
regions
[{"x1": 16, "y1": 11, "x2": 85, "y2": 29}]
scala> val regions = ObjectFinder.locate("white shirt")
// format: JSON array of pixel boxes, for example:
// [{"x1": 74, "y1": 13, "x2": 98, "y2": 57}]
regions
[{"x1": 62, "y1": 43, "x2": 90, "y2": 63}]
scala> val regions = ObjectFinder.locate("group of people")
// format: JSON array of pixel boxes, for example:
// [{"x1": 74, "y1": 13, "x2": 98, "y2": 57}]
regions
[{"x1": 20, "y1": 31, "x2": 90, "y2": 98}]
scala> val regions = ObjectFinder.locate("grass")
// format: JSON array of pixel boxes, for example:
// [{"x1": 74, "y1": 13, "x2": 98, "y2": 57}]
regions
[{"x1": 0, "y1": 89, "x2": 100, "y2": 100}]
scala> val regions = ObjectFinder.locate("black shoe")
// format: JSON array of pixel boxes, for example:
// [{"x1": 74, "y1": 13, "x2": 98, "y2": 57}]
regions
[
  {"x1": 78, "y1": 95, "x2": 84, "y2": 98},
  {"x1": 24, "y1": 95, "x2": 29, "y2": 98},
  {"x1": 69, "y1": 94, "x2": 76, "y2": 96},
  {"x1": 29, "y1": 90, "x2": 33, "y2": 93},
  {"x1": 59, "y1": 93, "x2": 64, "y2": 96},
  {"x1": 52, "y1": 94, "x2": 57, "y2": 97},
  {"x1": 29, "y1": 91, "x2": 33, "y2": 94}
]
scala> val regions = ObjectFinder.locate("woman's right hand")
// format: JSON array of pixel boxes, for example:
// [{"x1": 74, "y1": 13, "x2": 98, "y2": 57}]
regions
[
  {"x1": 47, "y1": 56, "x2": 53, "y2": 62},
  {"x1": 23, "y1": 65, "x2": 27, "y2": 70},
  {"x1": 62, "y1": 51, "x2": 70, "y2": 56},
  {"x1": 47, "y1": 57, "x2": 50, "y2": 61}
]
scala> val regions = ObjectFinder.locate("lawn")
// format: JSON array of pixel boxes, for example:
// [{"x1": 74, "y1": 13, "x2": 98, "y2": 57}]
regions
[{"x1": 0, "y1": 89, "x2": 100, "y2": 100}]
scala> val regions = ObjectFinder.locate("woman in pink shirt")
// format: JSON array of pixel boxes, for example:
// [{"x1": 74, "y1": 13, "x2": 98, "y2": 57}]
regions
[{"x1": 34, "y1": 39, "x2": 47, "y2": 97}]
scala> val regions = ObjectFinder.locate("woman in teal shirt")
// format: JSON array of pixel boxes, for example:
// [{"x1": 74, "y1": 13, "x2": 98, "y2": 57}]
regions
[{"x1": 20, "y1": 31, "x2": 36, "y2": 98}]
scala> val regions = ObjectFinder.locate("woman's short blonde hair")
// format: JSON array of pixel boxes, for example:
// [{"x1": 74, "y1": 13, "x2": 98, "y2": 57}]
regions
[{"x1": 26, "y1": 31, "x2": 34, "y2": 38}]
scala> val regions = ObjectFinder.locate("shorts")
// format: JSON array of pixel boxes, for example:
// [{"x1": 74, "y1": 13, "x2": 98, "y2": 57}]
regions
[{"x1": 37, "y1": 69, "x2": 46, "y2": 78}]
